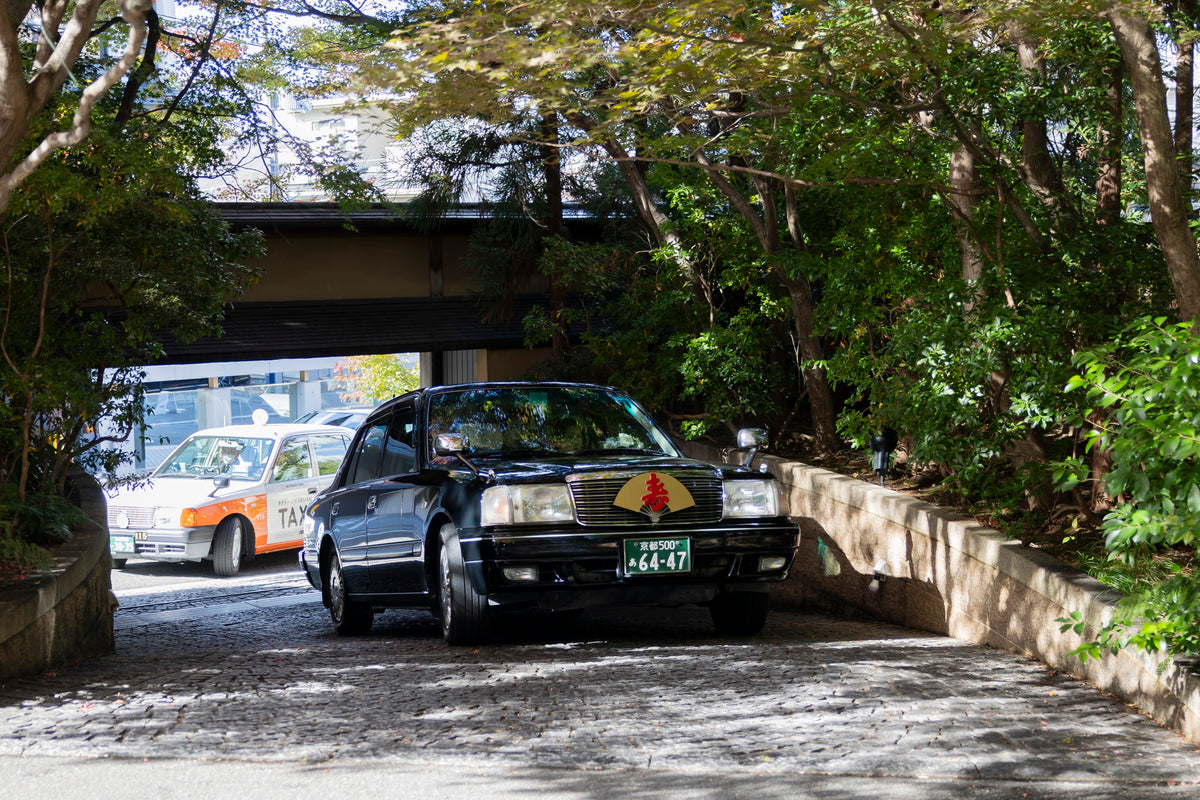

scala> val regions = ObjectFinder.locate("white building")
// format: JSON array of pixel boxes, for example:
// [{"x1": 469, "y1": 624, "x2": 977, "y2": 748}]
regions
[{"x1": 200, "y1": 93, "x2": 420, "y2": 202}]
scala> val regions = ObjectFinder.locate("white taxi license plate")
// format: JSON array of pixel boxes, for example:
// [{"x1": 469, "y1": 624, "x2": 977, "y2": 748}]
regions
[
  {"x1": 110, "y1": 534, "x2": 137, "y2": 554},
  {"x1": 624, "y1": 537, "x2": 691, "y2": 575}
]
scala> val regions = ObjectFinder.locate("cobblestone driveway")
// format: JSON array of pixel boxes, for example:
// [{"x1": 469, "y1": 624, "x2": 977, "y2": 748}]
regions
[{"x1": 2, "y1": 569, "x2": 1199, "y2": 798}]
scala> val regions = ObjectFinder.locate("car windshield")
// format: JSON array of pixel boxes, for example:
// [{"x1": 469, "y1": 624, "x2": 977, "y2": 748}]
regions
[
  {"x1": 425, "y1": 386, "x2": 679, "y2": 460},
  {"x1": 154, "y1": 435, "x2": 275, "y2": 481}
]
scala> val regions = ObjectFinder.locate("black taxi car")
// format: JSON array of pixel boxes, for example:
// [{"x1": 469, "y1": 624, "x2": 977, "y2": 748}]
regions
[{"x1": 300, "y1": 382, "x2": 800, "y2": 645}]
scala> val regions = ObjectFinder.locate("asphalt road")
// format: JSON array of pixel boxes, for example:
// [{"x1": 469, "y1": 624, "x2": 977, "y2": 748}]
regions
[{"x1": 1, "y1": 554, "x2": 1198, "y2": 799}]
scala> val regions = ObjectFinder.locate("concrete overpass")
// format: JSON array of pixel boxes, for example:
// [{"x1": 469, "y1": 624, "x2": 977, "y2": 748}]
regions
[{"x1": 162, "y1": 202, "x2": 569, "y2": 385}]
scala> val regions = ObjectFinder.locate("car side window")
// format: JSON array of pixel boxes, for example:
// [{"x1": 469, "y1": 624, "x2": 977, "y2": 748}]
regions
[
  {"x1": 346, "y1": 418, "x2": 389, "y2": 486},
  {"x1": 311, "y1": 434, "x2": 349, "y2": 476},
  {"x1": 380, "y1": 403, "x2": 416, "y2": 477},
  {"x1": 272, "y1": 438, "x2": 314, "y2": 482}
]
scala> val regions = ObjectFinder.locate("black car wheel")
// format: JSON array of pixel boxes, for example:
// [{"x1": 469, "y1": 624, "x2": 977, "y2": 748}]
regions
[
  {"x1": 438, "y1": 523, "x2": 489, "y2": 646},
  {"x1": 328, "y1": 551, "x2": 373, "y2": 635},
  {"x1": 709, "y1": 589, "x2": 770, "y2": 636},
  {"x1": 212, "y1": 517, "x2": 243, "y2": 577}
]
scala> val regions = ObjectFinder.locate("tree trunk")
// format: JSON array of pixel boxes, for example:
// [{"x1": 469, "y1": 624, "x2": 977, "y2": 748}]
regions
[
  {"x1": 1089, "y1": 57, "x2": 1124, "y2": 515},
  {"x1": 948, "y1": 143, "x2": 984, "y2": 306},
  {"x1": 1088, "y1": 410, "x2": 1116, "y2": 514},
  {"x1": 1107, "y1": 8, "x2": 1200, "y2": 321},
  {"x1": 113, "y1": 9, "x2": 161, "y2": 133},
  {"x1": 541, "y1": 113, "x2": 569, "y2": 359},
  {"x1": 0, "y1": 0, "x2": 107, "y2": 174},
  {"x1": 1096, "y1": 58, "x2": 1124, "y2": 225},
  {"x1": 1176, "y1": 0, "x2": 1195, "y2": 189},
  {"x1": 566, "y1": 111, "x2": 717, "y2": 323},
  {"x1": 695, "y1": 156, "x2": 840, "y2": 451},
  {"x1": 0, "y1": 0, "x2": 150, "y2": 214}
]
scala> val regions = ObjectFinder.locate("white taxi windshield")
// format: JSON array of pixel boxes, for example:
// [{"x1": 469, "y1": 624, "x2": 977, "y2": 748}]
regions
[{"x1": 155, "y1": 436, "x2": 274, "y2": 481}]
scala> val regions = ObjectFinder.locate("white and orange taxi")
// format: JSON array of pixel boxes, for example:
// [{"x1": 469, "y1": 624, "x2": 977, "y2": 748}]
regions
[{"x1": 107, "y1": 417, "x2": 354, "y2": 576}]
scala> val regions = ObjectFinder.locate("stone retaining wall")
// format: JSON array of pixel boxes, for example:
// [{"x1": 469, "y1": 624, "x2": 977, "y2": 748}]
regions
[
  {"x1": 685, "y1": 443, "x2": 1200, "y2": 746},
  {"x1": 0, "y1": 475, "x2": 114, "y2": 681}
]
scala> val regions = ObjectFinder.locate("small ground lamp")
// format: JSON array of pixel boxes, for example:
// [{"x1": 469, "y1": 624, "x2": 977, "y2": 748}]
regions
[{"x1": 869, "y1": 428, "x2": 898, "y2": 486}]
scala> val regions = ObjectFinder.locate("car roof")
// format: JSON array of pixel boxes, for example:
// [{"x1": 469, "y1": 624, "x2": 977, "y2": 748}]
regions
[{"x1": 182, "y1": 423, "x2": 355, "y2": 440}]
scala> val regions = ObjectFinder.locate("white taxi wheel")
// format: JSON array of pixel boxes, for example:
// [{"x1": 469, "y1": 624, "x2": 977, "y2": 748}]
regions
[{"x1": 213, "y1": 517, "x2": 243, "y2": 577}]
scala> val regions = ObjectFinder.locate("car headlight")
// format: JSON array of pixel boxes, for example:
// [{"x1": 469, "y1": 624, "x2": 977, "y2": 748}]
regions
[
  {"x1": 723, "y1": 478, "x2": 782, "y2": 518},
  {"x1": 154, "y1": 507, "x2": 183, "y2": 528},
  {"x1": 482, "y1": 485, "x2": 575, "y2": 525}
]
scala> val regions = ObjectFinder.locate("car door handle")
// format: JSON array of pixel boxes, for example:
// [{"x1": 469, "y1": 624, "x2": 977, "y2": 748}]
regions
[
  {"x1": 331, "y1": 502, "x2": 340, "y2": 517},
  {"x1": 367, "y1": 495, "x2": 377, "y2": 512},
  {"x1": 308, "y1": 487, "x2": 318, "y2": 495}
]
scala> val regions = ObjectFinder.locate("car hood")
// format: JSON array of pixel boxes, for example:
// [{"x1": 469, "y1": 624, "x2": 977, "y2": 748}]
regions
[
  {"x1": 107, "y1": 476, "x2": 257, "y2": 508},
  {"x1": 480, "y1": 454, "x2": 729, "y2": 484}
]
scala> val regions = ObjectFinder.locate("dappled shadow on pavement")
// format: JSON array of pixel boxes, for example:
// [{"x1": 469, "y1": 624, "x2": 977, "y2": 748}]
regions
[{"x1": 0, "y1": 600, "x2": 1197, "y2": 798}]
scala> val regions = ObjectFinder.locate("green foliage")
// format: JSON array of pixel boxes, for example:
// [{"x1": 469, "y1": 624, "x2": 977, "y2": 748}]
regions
[
  {"x1": 0, "y1": 485, "x2": 87, "y2": 573},
  {"x1": 1059, "y1": 570, "x2": 1200, "y2": 664},
  {"x1": 334, "y1": 355, "x2": 419, "y2": 403},
  {"x1": 0, "y1": 94, "x2": 264, "y2": 563},
  {"x1": 522, "y1": 236, "x2": 700, "y2": 419},
  {"x1": 1055, "y1": 319, "x2": 1200, "y2": 658},
  {"x1": 1068, "y1": 319, "x2": 1200, "y2": 554},
  {"x1": 349, "y1": 0, "x2": 1199, "y2": 661},
  {"x1": 676, "y1": 305, "x2": 791, "y2": 437}
]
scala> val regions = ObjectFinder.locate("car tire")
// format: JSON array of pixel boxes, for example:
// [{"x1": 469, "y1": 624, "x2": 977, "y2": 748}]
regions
[
  {"x1": 111, "y1": 558, "x2": 127, "y2": 569},
  {"x1": 438, "y1": 523, "x2": 489, "y2": 646},
  {"x1": 212, "y1": 517, "x2": 244, "y2": 577},
  {"x1": 328, "y1": 552, "x2": 373, "y2": 635},
  {"x1": 709, "y1": 589, "x2": 770, "y2": 636}
]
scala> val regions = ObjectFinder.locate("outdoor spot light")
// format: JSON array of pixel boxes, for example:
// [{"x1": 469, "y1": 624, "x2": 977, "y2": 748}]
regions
[
  {"x1": 868, "y1": 559, "x2": 889, "y2": 593},
  {"x1": 869, "y1": 428, "x2": 898, "y2": 486}
]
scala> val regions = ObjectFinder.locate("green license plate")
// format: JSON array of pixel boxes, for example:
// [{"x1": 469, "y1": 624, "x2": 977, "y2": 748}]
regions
[
  {"x1": 110, "y1": 534, "x2": 137, "y2": 554},
  {"x1": 624, "y1": 537, "x2": 691, "y2": 575}
]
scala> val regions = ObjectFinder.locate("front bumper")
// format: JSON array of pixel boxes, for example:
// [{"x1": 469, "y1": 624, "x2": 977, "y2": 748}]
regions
[
  {"x1": 299, "y1": 547, "x2": 320, "y2": 590},
  {"x1": 460, "y1": 518, "x2": 800, "y2": 611},
  {"x1": 108, "y1": 525, "x2": 217, "y2": 562}
]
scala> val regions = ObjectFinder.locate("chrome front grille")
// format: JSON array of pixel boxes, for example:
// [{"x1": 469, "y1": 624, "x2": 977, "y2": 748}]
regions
[
  {"x1": 107, "y1": 505, "x2": 156, "y2": 529},
  {"x1": 567, "y1": 470, "x2": 723, "y2": 527},
  {"x1": 138, "y1": 542, "x2": 185, "y2": 555}
]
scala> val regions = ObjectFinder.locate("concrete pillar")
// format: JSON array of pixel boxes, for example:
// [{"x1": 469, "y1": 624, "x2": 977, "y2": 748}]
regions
[
  {"x1": 197, "y1": 387, "x2": 231, "y2": 429},
  {"x1": 421, "y1": 350, "x2": 478, "y2": 386},
  {"x1": 293, "y1": 370, "x2": 323, "y2": 418},
  {"x1": 420, "y1": 352, "x2": 441, "y2": 387},
  {"x1": 444, "y1": 350, "x2": 477, "y2": 384}
]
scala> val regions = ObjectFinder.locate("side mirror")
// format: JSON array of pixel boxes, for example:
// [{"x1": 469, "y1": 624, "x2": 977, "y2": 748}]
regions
[
  {"x1": 737, "y1": 428, "x2": 768, "y2": 449},
  {"x1": 434, "y1": 433, "x2": 479, "y2": 476},
  {"x1": 736, "y1": 428, "x2": 769, "y2": 468},
  {"x1": 434, "y1": 433, "x2": 465, "y2": 455}
]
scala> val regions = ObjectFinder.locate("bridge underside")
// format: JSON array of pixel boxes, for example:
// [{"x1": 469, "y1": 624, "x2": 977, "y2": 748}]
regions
[
  {"x1": 161, "y1": 296, "x2": 539, "y2": 365},
  {"x1": 153, "y1": 203, "x2": 583, "y2": 374}
]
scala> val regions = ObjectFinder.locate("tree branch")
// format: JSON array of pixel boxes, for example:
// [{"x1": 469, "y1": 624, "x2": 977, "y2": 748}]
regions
[{"x1": 0, "y1": 0, "x2": 150, "y2": 214}]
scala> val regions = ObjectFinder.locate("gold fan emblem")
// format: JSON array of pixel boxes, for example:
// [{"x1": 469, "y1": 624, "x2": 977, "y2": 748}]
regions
[{"x1": 613, "y1": 473, "x2": 695, "y2": 523}]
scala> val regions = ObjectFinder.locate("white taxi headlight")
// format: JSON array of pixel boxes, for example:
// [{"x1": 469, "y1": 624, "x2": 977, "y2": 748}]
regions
[
  {"x1": 482, "y1": 485, "x2": 575, "y2": 526},
  {"x1": 154, "y1": 507, "x2": 182, "y2": 528},
  {"x1": 723, "y1": 479, "x2": 781, "y2": 518}
]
